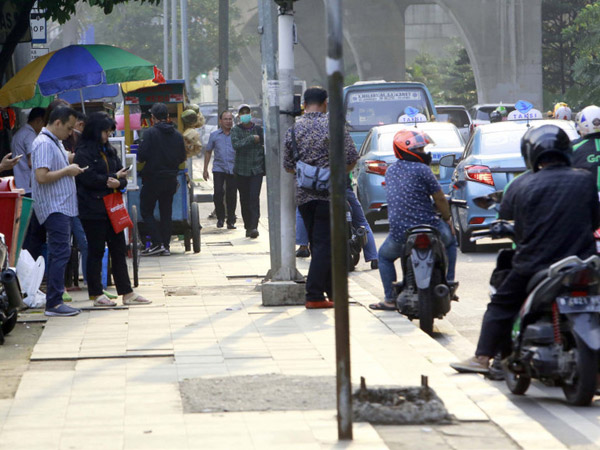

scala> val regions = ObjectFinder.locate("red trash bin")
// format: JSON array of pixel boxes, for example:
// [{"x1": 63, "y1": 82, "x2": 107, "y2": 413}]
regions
[{"x1": 0, "y1": 176, "x2": 26, "y2": 266}]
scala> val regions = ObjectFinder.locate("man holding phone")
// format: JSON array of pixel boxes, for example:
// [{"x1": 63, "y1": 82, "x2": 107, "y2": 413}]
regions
[{"x1": 32, "y1": 106, "x2": 85, "y2": 317}]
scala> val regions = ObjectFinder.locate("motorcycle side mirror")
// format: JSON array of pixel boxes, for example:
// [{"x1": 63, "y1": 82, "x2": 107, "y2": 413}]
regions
[
  {"x1": 473, "y1": 190, "x2": 504, "y2": 210},
  {"x1": 439, "y1": 154, "x2": 457, "y2": 168}
]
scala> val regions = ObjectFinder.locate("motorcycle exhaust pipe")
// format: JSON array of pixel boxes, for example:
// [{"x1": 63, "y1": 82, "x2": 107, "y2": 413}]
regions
[
  {"x1": 355, "y1": 226, "x2": 368, "y2": 248},
  {"x1": 1, "y1": 269, "x2": 23, "y2": 310},
  {"x1": 434, "y1": 284, "x2": 449, "y2": 299}
]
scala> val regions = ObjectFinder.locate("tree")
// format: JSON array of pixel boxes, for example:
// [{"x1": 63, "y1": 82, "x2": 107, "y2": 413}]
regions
[
  {"x1": 0, "y1": 0, "x2": 160, "y2": 83},
  {"x1": 81, "y1": 0, "x2": 249, "y2": 95},
  {"x1": 563, "y1": 2, "x2": 600, "y2": 106}
]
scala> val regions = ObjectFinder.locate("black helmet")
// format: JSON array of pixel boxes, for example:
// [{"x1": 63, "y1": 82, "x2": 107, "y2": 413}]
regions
[
  {"x1": 520, "y1": 124, "x2": 572, "y2": 172},
  {"x1": 489, "y1": 110, "x2": 502, "y2": 123}
]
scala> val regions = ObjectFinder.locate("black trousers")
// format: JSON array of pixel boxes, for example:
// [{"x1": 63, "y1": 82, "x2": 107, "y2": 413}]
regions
[
  {"x1": 298, "y1": 200, "x2": 332, "y2": 301},
  {"x1": 213, "y1": 171, "x2": 237, "y2": 225},
  {"x1": 140, "y1": 177, "x2": 177, "y2": 248},
  {"x1": 236, "y1": 174, "x2": 263, "y2": 231},
  {"x1": 475, "y1": 270, "x2": 530, "y2": 357},
  {"x1": 81, "y1": 218, "x2": 132, "y2": 297}
]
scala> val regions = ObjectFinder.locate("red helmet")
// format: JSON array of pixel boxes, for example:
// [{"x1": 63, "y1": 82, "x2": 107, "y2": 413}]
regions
[{"x1": 392, "y1": 129, "x2": 433, "y2": 162}]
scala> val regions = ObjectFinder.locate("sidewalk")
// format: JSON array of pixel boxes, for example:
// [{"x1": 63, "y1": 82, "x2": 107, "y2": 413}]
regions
[{"x1": 0, "y1": 188, "x2": 565, "y2": 449}]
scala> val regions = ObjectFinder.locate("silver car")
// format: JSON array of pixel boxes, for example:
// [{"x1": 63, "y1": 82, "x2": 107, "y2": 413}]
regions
[
  {"x1": 354, "y1": 122, "x2": 465, "y2": 226},
  {"x1": 200, "y1": 114, "x2": 218, "y2": 148}
]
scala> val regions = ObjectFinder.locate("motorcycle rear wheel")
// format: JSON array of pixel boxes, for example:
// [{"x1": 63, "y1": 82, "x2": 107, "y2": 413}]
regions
[
  {"x1": 504, "y1": 365, "x2": 531, "y2": 395},
  {"x1": 562, "y1": 335, "x2": 598, "y2": 406},
  {"x1": 0, "y1": 309, "x2": 18, "y2": 340},
  {"x1": 417, "y1": 269, "x2": 441, "y2": 336}
]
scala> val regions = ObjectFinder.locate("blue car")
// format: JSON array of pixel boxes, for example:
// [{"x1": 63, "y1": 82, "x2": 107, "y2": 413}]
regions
[
  {"x1": 354, "y1": 122, "x2": 465, "y2": 226},
  {"x1": 443, "y1": 119, "x2": 578, "y2": 252}
]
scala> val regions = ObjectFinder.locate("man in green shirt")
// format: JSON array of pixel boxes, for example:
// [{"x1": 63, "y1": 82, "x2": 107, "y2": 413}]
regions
[{"x1": 231, "y1": 104, "x2": 265, "y2": 238}]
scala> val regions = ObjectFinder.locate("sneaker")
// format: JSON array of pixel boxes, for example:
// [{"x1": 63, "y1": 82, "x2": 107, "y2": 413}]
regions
[
  {"x1": 161, "y1": 248, "x2": 171, "y2": 256},
  {"x1": 305, "y1": 299, "x2": 335, "y2": 309},
  {"x1": 141, "y1": 244, "x2": 165, "y2": 256},
  {"x1": 216, "y1": 220, "x2": 224, "y2": 228},
  {"x1": 245, "y1": 230, "x2": 251, "y2": 237},
  {"x1": 249, "y1": 229, "x2": 259, "y2": 239},
  {"x1": 45, "y1": 303, "x2": 81, "y2": 317},
  {"x1": 227, "y1": 223, "x2": 236, "y2": 229},
  {"x1": 370, "y1": 260, "x2": 379, "y2": 270},
  {"x1": 450, "y1": 356, "x2": 490, "y2": 374},
  {"x1": 296, "y1": 246, "x2": 310, "y2": 258}
]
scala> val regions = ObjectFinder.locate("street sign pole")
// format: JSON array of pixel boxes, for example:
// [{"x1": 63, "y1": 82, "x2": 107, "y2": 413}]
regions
[
  {"x1": 171, "y1": 0, "x2": 178, "y2": 79},
  {"x1": 326, "y1": 0, "x2": 353, "y2": 441},
  {"x1": 218, "y1": 0, "x2": 229, "y2": 115},
  {"x1": 163, "y1": 0, "x2": 169, "y2": 79}
]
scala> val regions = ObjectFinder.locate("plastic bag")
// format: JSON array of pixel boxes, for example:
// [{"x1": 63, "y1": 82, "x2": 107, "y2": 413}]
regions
[{"x1": 15, "y1": 249, "x2": 46, "y2": 308}]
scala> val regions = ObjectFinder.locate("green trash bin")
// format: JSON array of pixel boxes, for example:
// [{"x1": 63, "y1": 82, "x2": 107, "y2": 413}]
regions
[{"x1": 14, "y1": 196, "x2": 33, "y2": 265}]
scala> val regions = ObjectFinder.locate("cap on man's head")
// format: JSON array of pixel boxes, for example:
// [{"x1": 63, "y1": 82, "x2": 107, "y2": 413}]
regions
[
  {"x1": 303, "y1": 87, "x2": 328, "y2": 106},
  {"x1": 238, "y1": 104, "x2": 251, "y2": 114},
  {"x1": 151, "y1": 103, "x2": 169, "y2": 120}
]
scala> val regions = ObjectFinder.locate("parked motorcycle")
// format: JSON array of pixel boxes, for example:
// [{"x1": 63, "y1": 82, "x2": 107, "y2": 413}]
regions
[
  {"x1": 472, "y1": 193, "x2": 600, "y2": 406},
  {"x1": 0, "y1": 233, "x2": 23, "y2": 345},
  {"x1": 393, "y1": 198, "x2": 466, "y2": 335},
  {"x1": 346, "y1": 201, "x2": 367, "y2": 272}
]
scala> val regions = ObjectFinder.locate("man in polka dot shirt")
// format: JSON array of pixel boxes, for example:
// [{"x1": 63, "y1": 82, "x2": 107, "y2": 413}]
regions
[{"x1": 370, "y1": 129, "x2": 457, "y2": 311}]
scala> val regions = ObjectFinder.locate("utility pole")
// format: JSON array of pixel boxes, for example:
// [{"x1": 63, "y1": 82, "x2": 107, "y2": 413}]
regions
[
  {"x1": 260, "y1": 0, "x2": 303, "y2": 306},
  {"x1": 326, "y1": 0, "x2": 353, "y2": 441},
  {"x1": 180, "y1": 0, "x2": 190, "y2": 93},
  {"x1": 163, "y1": 0, "x2": 169, "y2": 79},
  {"x1": 171, "y1": 0, "x2": 179, "y2": 79},
  {"x1": 217, "y1": 0, "x2": 229, "y2": 114}
]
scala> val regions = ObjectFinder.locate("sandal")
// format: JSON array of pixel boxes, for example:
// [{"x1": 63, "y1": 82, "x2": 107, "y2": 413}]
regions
[
  {"x1": 93, "y1": 294, "x2": 117, "y2": 307},
  {"x1": 369, "y1": 301, "x2": 396, "y2": 311},
  {"x1": 123, "y1": 293, "x2": 152, "y2": 306}
]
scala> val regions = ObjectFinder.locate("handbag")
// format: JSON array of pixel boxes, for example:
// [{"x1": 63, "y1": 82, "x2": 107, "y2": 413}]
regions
[
  {"x1": 291, "y1": 126, "x2": 330, "y2": 192},
  {"x1": 103, "y1": 191, "x2": 133, "y2": 234}
]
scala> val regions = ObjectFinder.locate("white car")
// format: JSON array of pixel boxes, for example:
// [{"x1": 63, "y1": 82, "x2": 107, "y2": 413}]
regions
[{"x1": 200, "y1": 114, "x2": 218, "y2": 148}]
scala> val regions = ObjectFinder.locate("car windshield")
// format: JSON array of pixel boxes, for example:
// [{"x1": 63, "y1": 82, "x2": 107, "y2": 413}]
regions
[
  {"x1": 378, "y1": 127, "x2": 463, "y2": 153},
  {"x1": 436, "y1": 110, "x2": 470, "y2": 128},
  {"x1": 345, "y1": 88, "x2": 431, "y2": 131}
]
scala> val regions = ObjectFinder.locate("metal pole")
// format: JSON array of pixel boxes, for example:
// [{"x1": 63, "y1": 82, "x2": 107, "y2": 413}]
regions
[
  {"x1": 217, "y1": 0, "x2": 229, "y2": 115},
  {"x1": 326, "y1": 0, "x2": 353, "y2": 440},
  {"x1": 274, "y1": 1, "x2": 301, "y2": 281},
  {"x1": 180, "y1": 0, "x2": 190, "y2": 93},
  {"x1": 171, "y1": 0, "x2": 179, "y2": 79},
  {"x1": 259, "y1": 0, "x2": 281, "y2": 272},
  {"x1": 163, "y1": 0, "x2": 169, "y2": 79}
]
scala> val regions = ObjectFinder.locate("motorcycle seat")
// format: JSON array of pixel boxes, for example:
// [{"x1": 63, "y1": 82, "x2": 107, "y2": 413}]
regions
[{"x1": 526, "y1": 269, "x2": 548, "y2": 293}]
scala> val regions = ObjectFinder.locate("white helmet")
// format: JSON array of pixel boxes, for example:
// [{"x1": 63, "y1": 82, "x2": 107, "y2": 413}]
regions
[
  {"x1": 577, "y1": 105, "x2": 600, "y2": 137},
  {"x1": 554, "y1": 105, "x2": 572, "y2": 121}
]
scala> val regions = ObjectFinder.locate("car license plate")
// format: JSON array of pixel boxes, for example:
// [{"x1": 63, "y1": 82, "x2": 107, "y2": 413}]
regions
[
  {"x1": 431, "y1": 164, "x2": 440, "y2": 177},
  {"x1": 557, "y1": 295, "x2": 600, "y2": 314}
]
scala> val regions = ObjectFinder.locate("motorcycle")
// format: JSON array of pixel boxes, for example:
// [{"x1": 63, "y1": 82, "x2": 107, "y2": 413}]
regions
[
  {"x1": 472, "y1": 193, "x2": 600, "y2": 406},
  {"x1": 346, "y1": 200, "x2": 368, "y2": 272},
  {"x1": 0, "y1": 233, "x2": 23, "y2": 345},
  {"x1": 393, "y1": 198, "x2": 466, "y2": 335}
]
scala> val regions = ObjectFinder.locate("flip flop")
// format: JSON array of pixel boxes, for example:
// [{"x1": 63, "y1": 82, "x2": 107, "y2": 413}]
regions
[
  {"x1": 93, "y1": 295, "x2": 117, "y2": 307},
  {"x1": 123, "y1": 293, "x2": 152, "y2": 306},
  {"x1": 103, "y1": 290, "x2": 118, "y2": 299},
  {"x1": 369, "y1": 302, "x2": 396, "y2": 311}
]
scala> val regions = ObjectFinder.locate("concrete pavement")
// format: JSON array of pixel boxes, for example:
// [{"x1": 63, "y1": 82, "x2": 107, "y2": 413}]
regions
[{"x1": 0, "y1": 189, "x2": 565, "y2": 449}]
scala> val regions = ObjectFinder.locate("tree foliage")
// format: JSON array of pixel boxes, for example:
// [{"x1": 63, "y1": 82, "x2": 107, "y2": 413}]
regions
[
  {"x1": 406, "y1": 42, "x2": 477, "y2": 107},
  {"x1": 81, "y1": 0, "x2": 249, "y2": 95}
]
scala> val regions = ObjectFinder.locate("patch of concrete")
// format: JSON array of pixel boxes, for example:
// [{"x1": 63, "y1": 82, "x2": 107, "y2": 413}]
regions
[{"x1": 180, "y1": 374, "x2": 336, "y2": 413}]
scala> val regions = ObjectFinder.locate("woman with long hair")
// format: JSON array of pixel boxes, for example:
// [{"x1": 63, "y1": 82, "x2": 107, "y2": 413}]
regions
[{"x1": 74, "y1": 112, "x2": 150, "y2": 306}]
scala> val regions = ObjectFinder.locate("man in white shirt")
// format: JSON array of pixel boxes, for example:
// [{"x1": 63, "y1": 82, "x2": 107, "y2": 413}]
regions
[{"x1": 11, "y1": 107, "x2": 45, "y2": 194}]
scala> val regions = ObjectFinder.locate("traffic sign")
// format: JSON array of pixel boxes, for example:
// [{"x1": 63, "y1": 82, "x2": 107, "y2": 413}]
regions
[{"x1": 30, "y1": 47, "x2": 48, "y2": 61}]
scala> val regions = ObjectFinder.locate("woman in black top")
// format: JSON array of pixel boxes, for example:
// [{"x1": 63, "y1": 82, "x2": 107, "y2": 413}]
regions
[{"x1": 74, "y1": 113, "x2": 150, "y2": 306}]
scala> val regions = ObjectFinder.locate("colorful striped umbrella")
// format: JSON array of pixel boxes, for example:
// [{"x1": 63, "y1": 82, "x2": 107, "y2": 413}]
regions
[{"x1": 0, "y1": 44, "x2": 165, "y2": 107}]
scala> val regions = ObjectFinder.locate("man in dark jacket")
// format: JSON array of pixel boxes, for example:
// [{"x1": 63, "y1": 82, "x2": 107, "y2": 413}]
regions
[{"x1": 138, "y1": 103, "x2": 186, "y2": 256}]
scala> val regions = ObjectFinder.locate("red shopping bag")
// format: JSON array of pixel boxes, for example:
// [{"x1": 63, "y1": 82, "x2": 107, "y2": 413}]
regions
[{"x1": 103, "y1": 191, "x2": 133, "y2": 234}]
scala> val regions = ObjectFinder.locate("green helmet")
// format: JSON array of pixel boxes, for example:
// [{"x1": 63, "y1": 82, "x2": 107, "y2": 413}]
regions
[{"x1": 495, "y1": 106, "x2": 508, "y2": 117}]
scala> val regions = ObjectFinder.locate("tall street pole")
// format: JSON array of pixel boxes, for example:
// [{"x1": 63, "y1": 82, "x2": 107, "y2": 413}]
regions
[
  {"x1": 218, "y1": 0, "x2": 229, "y2": 114},
  {"x1": 326, "y1": 0, "x2": 353, "y2": 441},
  {"x1": 180, "y1": 0, "x2": 190, "y2": 93},
  {"x1": 171, "y1": 0, "x2": 179, "y2": 79},
  {"x1": 163, "y1": 0, "x2": 169, "y2": 79}
]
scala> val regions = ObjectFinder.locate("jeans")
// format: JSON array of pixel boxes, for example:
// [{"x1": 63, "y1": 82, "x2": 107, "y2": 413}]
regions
[
  {"x1": 44, "y1": 213, "x2": 72, "y2": 309},
  {"x1": 296, "y1": 207, "x2": 308, "y2": 246},
  {"x1": 346, "y1": 188, "x2": 377, "y2": 262},
  {"x1": 298, "y1": 200, "x2": 332, "y2": 301},
  {"x1": 236, "y1": 174, "x2": 263, "y2": 231},
  {"x1": 71, "y1": 216, "x2": 88, "y2": 282},
  {"x1": 81, "y1": 218, "x2": 133, "y2": 297},
  {"x1": 213, "y1": 171, "x2": 237, "y2": 225},
  {"x1": 140, "y1": 177, "x2": 178, "y2": 248},
  {"x1": 475, "y1": 270, "x2": 530, "y2": 357},
  {"x1": 378, "y1": 220, "x2": 457, "y2": 301}
]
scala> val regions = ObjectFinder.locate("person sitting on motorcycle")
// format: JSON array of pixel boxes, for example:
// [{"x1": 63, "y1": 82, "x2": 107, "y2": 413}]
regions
[
  {"x1": 451, "y1": 124, "x2": 600, "y2": 374},
  {"x1": 369, "y1": 129, "x2": 457, "y2": 311},
  {"x1": 489, "y1": 110, "x2": 503, "y2": 123},
  {"x1": 572, "y1": 105, "x2": 600, "y2": 189}
]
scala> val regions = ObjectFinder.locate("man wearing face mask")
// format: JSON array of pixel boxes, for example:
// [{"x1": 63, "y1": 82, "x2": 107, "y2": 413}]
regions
[{"x1": 230, "y1": 104, "x2": 265, "y2": 238}]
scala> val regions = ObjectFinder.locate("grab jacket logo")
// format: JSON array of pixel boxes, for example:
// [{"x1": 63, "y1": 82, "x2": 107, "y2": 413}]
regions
[{"x1": 587, "y1": 154, "x2": 600, "y2": 164}]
